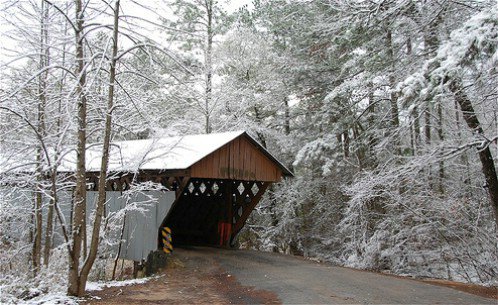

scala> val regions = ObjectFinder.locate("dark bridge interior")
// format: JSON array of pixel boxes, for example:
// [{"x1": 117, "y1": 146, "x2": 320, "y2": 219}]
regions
[{"x1": 161, "y1": 178, "x2": 269, "y2": 247}]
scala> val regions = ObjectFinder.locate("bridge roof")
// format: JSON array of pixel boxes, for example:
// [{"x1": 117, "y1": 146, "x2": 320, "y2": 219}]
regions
[
  {"x1": 61, "y1": 130, "x2": 292, "y2": 181},
  {"x1": 1, "y1": 131, "x2": 292, "y2": 181}
]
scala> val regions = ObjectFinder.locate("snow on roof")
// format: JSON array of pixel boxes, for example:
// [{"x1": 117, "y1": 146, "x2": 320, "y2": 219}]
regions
[
  {"x1": 1, "y1": 130, "x2": 292, "y2": 176},
  {"x1": 60, "y1": 130, "x2": 246, "y2": 172}
]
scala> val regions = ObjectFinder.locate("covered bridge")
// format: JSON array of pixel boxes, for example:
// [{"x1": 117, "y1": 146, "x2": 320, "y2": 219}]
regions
[{"x1": 82, "y1": 131, "x2": 293, "y2": 249}]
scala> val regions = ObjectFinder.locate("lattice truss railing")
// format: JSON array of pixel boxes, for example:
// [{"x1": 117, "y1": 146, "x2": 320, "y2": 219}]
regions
[{"x1": 180, "y1": 178, "x2": 269, "y2": 236}]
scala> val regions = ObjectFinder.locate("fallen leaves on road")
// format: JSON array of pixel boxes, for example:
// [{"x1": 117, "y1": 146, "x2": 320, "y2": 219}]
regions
[{"x1": 83, "y1": 254, "x2": 281, "y2": 305}]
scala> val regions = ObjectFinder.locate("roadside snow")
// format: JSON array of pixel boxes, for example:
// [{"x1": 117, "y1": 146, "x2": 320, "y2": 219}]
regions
[
  {"x1": 1, "y1": 278, "x2": 155, "y2": 305},
  {"x1": 87, "y1": 277, "x2": 154, "y2": 291},
  {"x1": 23, "y1": 293, "x2": 79, "y2": 305}
]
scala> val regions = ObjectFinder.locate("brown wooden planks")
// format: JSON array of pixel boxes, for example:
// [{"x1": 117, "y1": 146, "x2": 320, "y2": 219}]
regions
[{"x1": 189, "y1": 134, "x2": 282, "y2": 182}]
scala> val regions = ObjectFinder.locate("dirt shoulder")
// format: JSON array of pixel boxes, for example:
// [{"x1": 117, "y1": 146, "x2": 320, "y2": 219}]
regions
[
  {"x1": 420, "y1": 278, "x2": 497, "y2": 300},
  {"x1": 332, "y1": 263, "x2": 498, "y2": 300},
  {"x1": 83, "y1": 254, "x2": 280, "y2": 305}
]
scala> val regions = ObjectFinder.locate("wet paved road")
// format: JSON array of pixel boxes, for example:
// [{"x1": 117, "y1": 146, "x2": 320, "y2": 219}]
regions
[{"x1": 179, "y1": 247, "x2": 496, "y2": 305}]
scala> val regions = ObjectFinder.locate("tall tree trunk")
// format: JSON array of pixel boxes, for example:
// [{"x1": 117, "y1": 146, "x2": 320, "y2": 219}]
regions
[
  {"x1": 343, "y1": 131, "x2": 350, "y2": 159},
  {"x1": 412, "y1": 106, "x2": 420, "y2": 155},
  {"x1": 386, "y1": 29, "x2": 401, "y2": 158},
  {"x1": 77, "y1": 0, "x2": 120, "y2": 295},
  {"x1": 424, "y1": 89, "x2": 432, "y2": 188},
  {"x1": 46, "y1": 3, "x2": 70, "y2": 267},
  {"x1": 422, "y1": 13, "x2": 442, "y2": 188},
  {"x1": 32, "y1": 189, "x2": 42, "y2": 275},
  {"x1": 406, "y1": 36, "x2": 419, "y2": 156},
  {"x1": 449, "y1": 78, "x2": 498, "y2": 228},
  {"x1": 386, "y1": 30, "x2": 399, "y2": 130},
  {"x1": 34, "y1": 0, "x2": 51, "y2": 275},
  {"x1": 68, "y1": 0, "x2": 88, "y2": 296},
  {"x1": 353, "y1": 124, "x2": 365, "y2": 170},
  {"x1": 424, "y1": 103, "x2": 431, "y2": 145},
  {"x1": 204, "y1": 0, "x2": 213, "y2": 134},
  {"x1": 426, "y1": 6, "x2": 445, "y2": 186},
  {"x1": 454, "y1": 100, "x2": 472, "y2": 185},
  {"x1": 436, "y1": 102, "x2": 445, "y2": 194},
  {"x1": 366, "y1": 82, "x2": 378, "y2": 167},
  {"x1": 284, "y1": 96, "x2": 290, "y2": 135},
  {"x1": 40, "y1": 1, "x2": 55, "y2": 267},
  {"x1": 44, "y1": 170, "x2": 58, "y2": 267}
]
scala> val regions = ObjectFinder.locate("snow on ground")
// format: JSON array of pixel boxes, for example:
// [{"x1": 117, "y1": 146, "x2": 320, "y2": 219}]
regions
[
  {"x1": 86, "y1": 277, "x2": 153, "y2": 291},
  {"x1": 0, "y1": 277, "x2": 155, "y2": 305},
  {"x1": 23, "y1": 293, "x2": 79, "y2": 305}
]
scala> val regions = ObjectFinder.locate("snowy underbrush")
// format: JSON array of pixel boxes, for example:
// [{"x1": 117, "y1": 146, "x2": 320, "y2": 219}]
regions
[
  {"x1": 0, "y1": 275, "x2": 153, "y2": 305},
  {"x1": 244, "y1": 171, "x2": 498, "y2": 287},
  {"x1": 0, "y1": 232, "x2": 146, "y2": 304},
  {"x1": 0, "y1": 247, "x2": 77, "y2": 305},
  {"x1": 0, "y1": 248, "x2": 154, "y2": 304},
  {"x1": 336, "y1": 169, "x2": 498, "y2": 286}
]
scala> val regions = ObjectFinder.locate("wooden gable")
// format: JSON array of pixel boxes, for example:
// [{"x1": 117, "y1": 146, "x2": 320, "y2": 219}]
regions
[{"x1": 189, "y1": 134, "x2": 283, "y2": 182}]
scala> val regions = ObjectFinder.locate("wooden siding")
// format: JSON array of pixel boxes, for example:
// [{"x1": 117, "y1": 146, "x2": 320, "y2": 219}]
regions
[{"x1": 189, "y1": 135, "x2": 282, "y2": 182}]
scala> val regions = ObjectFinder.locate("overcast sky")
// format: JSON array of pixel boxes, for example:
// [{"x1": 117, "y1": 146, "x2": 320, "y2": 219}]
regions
[{"x1": 0, "y1": 0, "x2": 253, "y2": 65}]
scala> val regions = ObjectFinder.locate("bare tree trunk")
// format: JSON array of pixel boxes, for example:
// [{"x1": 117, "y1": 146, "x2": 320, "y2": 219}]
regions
[
  {"x1": 422, "y1": 13, "x2": 442, "y2": 189},
  {"x1": 43, "y1": 204, "x2": 54, "y2": 266},
  {"x1": 424, "y1": 97, "x2": 433, "y2": 189},
  {"x1": 386, "y1": 30, "x2": 399, "y2": 130},
  {"x1": 284, "y1": 96, "x2": 290, "y2": 135},
  {"x1": 78, "y1": 0, "x2": 120, "y2": 295},
  {"x1": 424, "y1": 12, "x2": 445, "y2": 194},
  {"x1": 406, "y1": 36, "x2": 420, "y2": 156},
  {"x1": 39, "y1": 1, "x2": 55, "y2": 267},
  {"x1": 436, "y1": 102, "x2": 445, "y2": 194},
  {"x1": 45, "y1": 3, "x2": 70, "y2": 267},
  {"x1": 386, "y1": 29, "x2": 401, "y2": 159},
  {"x1": 449, "y1": 78, "x2": 498, "y2": 228},
  {"x1": 32, "y1": 189, "x2": 42, "y2": 275},
  {"x1": 424, "y1": 103, "x2": 432, "y2": 145},
  {"x1": 454, "y1": 100, "x2": 472, "y2": 185},
  {"x1": 34, "y1": 0, "x2": 51, "y2": 275},
  {"x1": 204, "y1": 0, "x2": 213, "y2": 134},
  {"x1": 413, "y1": 105, "x2": 420, "y2": 155},
  {"x1": 353, "y1": 124, "x2": 365, "y2": 170},
  {"x1": 343, "y1": 131, "x2": 350, "y2": 159},
  {"x1": 112, "y1": 209, "x2": 127, "y2": 280},
  {"x1": 44, "y1": 170, "x2": 58, "y2": 266},
  {"x1": 366, "y1": 82, "x2": 378, "y2": 167},
  {"x1": 68, "y1": 0, "x2": 88, "y2": 296}
]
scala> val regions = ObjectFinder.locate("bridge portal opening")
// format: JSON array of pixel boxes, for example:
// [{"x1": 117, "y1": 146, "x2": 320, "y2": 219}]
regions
[{"x1": 161, "y1": 179, "x2": 269, "y2": 247}]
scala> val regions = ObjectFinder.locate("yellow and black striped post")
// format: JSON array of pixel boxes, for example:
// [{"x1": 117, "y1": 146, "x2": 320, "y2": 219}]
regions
[{"x1": 161, "y1": 227, "x2": 173, "y2": 254}]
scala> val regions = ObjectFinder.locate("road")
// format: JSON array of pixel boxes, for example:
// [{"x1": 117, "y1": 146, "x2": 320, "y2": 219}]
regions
[{"x1": 87, "y1": 247, "x2": 497, "y2": 304}]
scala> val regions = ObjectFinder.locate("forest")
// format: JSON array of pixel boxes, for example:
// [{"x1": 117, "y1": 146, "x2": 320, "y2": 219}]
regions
[{"x1": 0, "y1": 0, "x2": 497, "y2": 303}]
